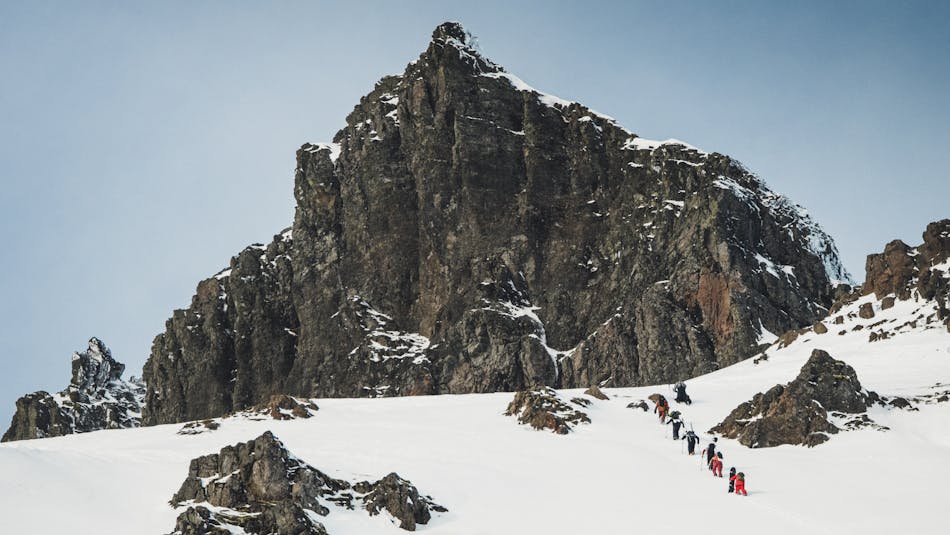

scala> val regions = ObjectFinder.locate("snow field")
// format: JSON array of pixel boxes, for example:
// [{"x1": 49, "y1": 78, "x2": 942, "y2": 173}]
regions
[{"x1": 1, "y1": 294, "x2": 948, "y2": 534}]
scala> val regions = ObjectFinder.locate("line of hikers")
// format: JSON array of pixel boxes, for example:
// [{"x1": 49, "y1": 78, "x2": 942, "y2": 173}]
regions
[{"x1": 651, "y1": 384, "x2": 748, "y2": 496}]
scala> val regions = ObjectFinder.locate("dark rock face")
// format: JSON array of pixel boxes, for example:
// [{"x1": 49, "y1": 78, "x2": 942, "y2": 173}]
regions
[
  {"x1": 143, "y1": 22, "x2": 851, "y2": 425},
  {"x1": 3, "y1": 338, "x2": 144, "y2": 442},
  {"x1": 505, "y1": 387, "x2": 591, "y2": 434},
  {"x1": 169, "y1": 431, "x2": 443, "y2": 534},
  {"x1": 710, "y1": 349, "x2": 877, "y2": 447}
]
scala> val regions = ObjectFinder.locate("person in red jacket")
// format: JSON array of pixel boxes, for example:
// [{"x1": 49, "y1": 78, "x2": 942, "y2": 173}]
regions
[
  {"x1": 709, "y1": 451, "x2": 724, "y2": 477},
  {"x1": 731, "y1": 471, "x2": 748, "y2": 495}
]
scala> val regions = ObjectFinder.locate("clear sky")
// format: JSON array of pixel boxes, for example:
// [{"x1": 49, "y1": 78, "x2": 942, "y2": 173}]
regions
[{"x1": 1, "y1": 1, "x2": 947, "y2": 427}]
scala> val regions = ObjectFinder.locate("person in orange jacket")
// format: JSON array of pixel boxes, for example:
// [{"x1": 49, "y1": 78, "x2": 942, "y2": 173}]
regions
[
  {"x1": 654, "y1": 395, "x2": 669, "y2": 424},
  {"x1": 709, "y1": 451, "x2": 724, "y2": 477},
  {"x1": 731, "y1": 471, "x2": 748, "y2": 495}
]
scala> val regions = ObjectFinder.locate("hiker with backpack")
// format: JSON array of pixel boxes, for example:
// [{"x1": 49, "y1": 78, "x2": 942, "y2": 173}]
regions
[
  {"x1": 666, "y1": 411, "x2": 684, "y2": 440},
  {"x1": 653, "y1": 395, "x2": 670, "y2": 424},
  {"x1": 730, "y1": 471, "x2": 748, "y2": 496},
  {"x1": 702, "y1": 437, "x2": 718, "y2": 470},
  {"x1": 673, "y1": 381, "x2": 692, "y2": 405},
  {"x1": 683, "y1": 430, "x2": 700, "y2": 455},
  {"x1": 727, "y1": 467, "x2": 737, "y2": 493},
  {"x1": 709, "y1": 451, "x2": 724, "y2": 477}
]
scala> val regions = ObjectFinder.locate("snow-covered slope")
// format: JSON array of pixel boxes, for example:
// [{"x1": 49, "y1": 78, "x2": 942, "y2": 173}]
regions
[{"x1": 1, "y1": 293, "x2": 948, "y2": 534}]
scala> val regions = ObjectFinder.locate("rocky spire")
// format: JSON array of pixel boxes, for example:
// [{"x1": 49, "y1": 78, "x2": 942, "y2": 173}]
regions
[
  {"x1": 70, "y1": 337, "x2": 125, "y2": 393},
  {"x1": 2, "y1": 338, "x2": 144, "y2": 442}
]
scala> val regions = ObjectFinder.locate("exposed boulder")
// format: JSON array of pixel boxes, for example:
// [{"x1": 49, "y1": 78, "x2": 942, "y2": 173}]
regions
[
  {"x1": 3, "y1": 338, "x2": 144, "y2": 442},
  {"x1": 505, "y1": 387, "x2": 591, "y2": 434},
  {"x1": 627, "y1": 400, "x2": 649, "y2": 411},
  {"x1": 354, "y1": 473, "x2": 447, "y2": 531},
  {"x1": 858, "y1": 303, "x2": 875, "y2": 319},
  {"x1": 143, "y1": 22, "x2": 852, "y2": 426},
  {"x1": 177, "y1": 420, "x2": 221, "y2": 435},
  {"x1": 710, "y1": 349, "x2": 878, "y2": 447},
  {"x1": 259, "y1": 394, "x2": 319, "y2": 421},
  {"x1": 169, "y1": 431, "x2": 444, "y2": 534},
  {"x1": 584, "y1": 385, "x2": 609, "y2": 400}
]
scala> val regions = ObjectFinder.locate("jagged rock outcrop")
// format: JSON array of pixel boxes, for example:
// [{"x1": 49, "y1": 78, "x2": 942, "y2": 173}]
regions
[
  {"x1": 3, "y1": 338, "x2": 144, "y2": 442},
  {"x1": 505, "y1": 387, "x2": 591, "y2": 434},
  {"x1": 169, "y1": 431, "x2": 444, "y2": 534},
  {"x1": 355, "y1": 473, "x2": 445, "y2": 531},
  {"x1": 143, "y1": 22, "x2": 852, "y2": 425},
  {"x1": 824, "y1": 219, "x2": 950, "y2": 342},
  {"x1": 864, "y1": 220, "x2": 950, "y2": 301},
  {"x1": 710, "y1": 349, "x2": 879, "y2": 447}
]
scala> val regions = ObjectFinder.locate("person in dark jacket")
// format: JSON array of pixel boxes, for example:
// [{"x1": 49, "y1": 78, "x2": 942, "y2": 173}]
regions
[
  {"x1": 702, "y1": 437, "x2": 718, "y2": 470},
  {"x1": 683, "y1": 430, "x2": 700, "y2": 455},
  {"x1": 666, "y1": 411, "x2": 684, "y2": 440},
  {"x1": 674, "y1": 381, "x2": 692, "y2": 405}
]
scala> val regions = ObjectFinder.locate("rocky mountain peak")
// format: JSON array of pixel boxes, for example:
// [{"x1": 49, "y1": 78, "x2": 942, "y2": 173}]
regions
[
  {"x1": 3, "y1": 338, "x2": 144, "y2": 442},
  {"x1": 142, "y1": 22, "x2": 854, "y2": 426},
  {"x1": 432, "y1": 21, "x2": 470, "y2": 44},
  {"x1": 70, "y1": 336, "x2": 125, "y2": 393},
  {"x1": 414, "y1": 21, "x2": 501, "y2": 81}
]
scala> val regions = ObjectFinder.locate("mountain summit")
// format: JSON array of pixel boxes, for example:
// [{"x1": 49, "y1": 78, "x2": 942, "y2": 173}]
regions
[{"x1": 142, "y1": 23, "x2": 850, "y2": 425}]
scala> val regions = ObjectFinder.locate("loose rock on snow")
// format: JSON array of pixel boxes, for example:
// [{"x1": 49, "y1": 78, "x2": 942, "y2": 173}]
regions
[
  {"x1": 583, "y1": 385, "x2": 610, "y2": 400},
  {"x1": 505, "y1": 387, "x2": 591, "y2": 434}
]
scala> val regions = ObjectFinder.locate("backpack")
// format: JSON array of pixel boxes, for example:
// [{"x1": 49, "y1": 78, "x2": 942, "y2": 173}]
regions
[
  {"x1": 669, "y1": 410, "x2": 681, "y2": 420},
  {"x1": 657, "y1": 395, "x2": 667, "y2": 406},
  {"x1": 737, "y1": 472, "x2": 744, "y2": 481}
]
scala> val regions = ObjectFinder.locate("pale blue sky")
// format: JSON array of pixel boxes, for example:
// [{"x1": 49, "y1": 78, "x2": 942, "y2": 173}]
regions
[{"x1": 1, "y1": 1, "x2": 947, "y2": 426}]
